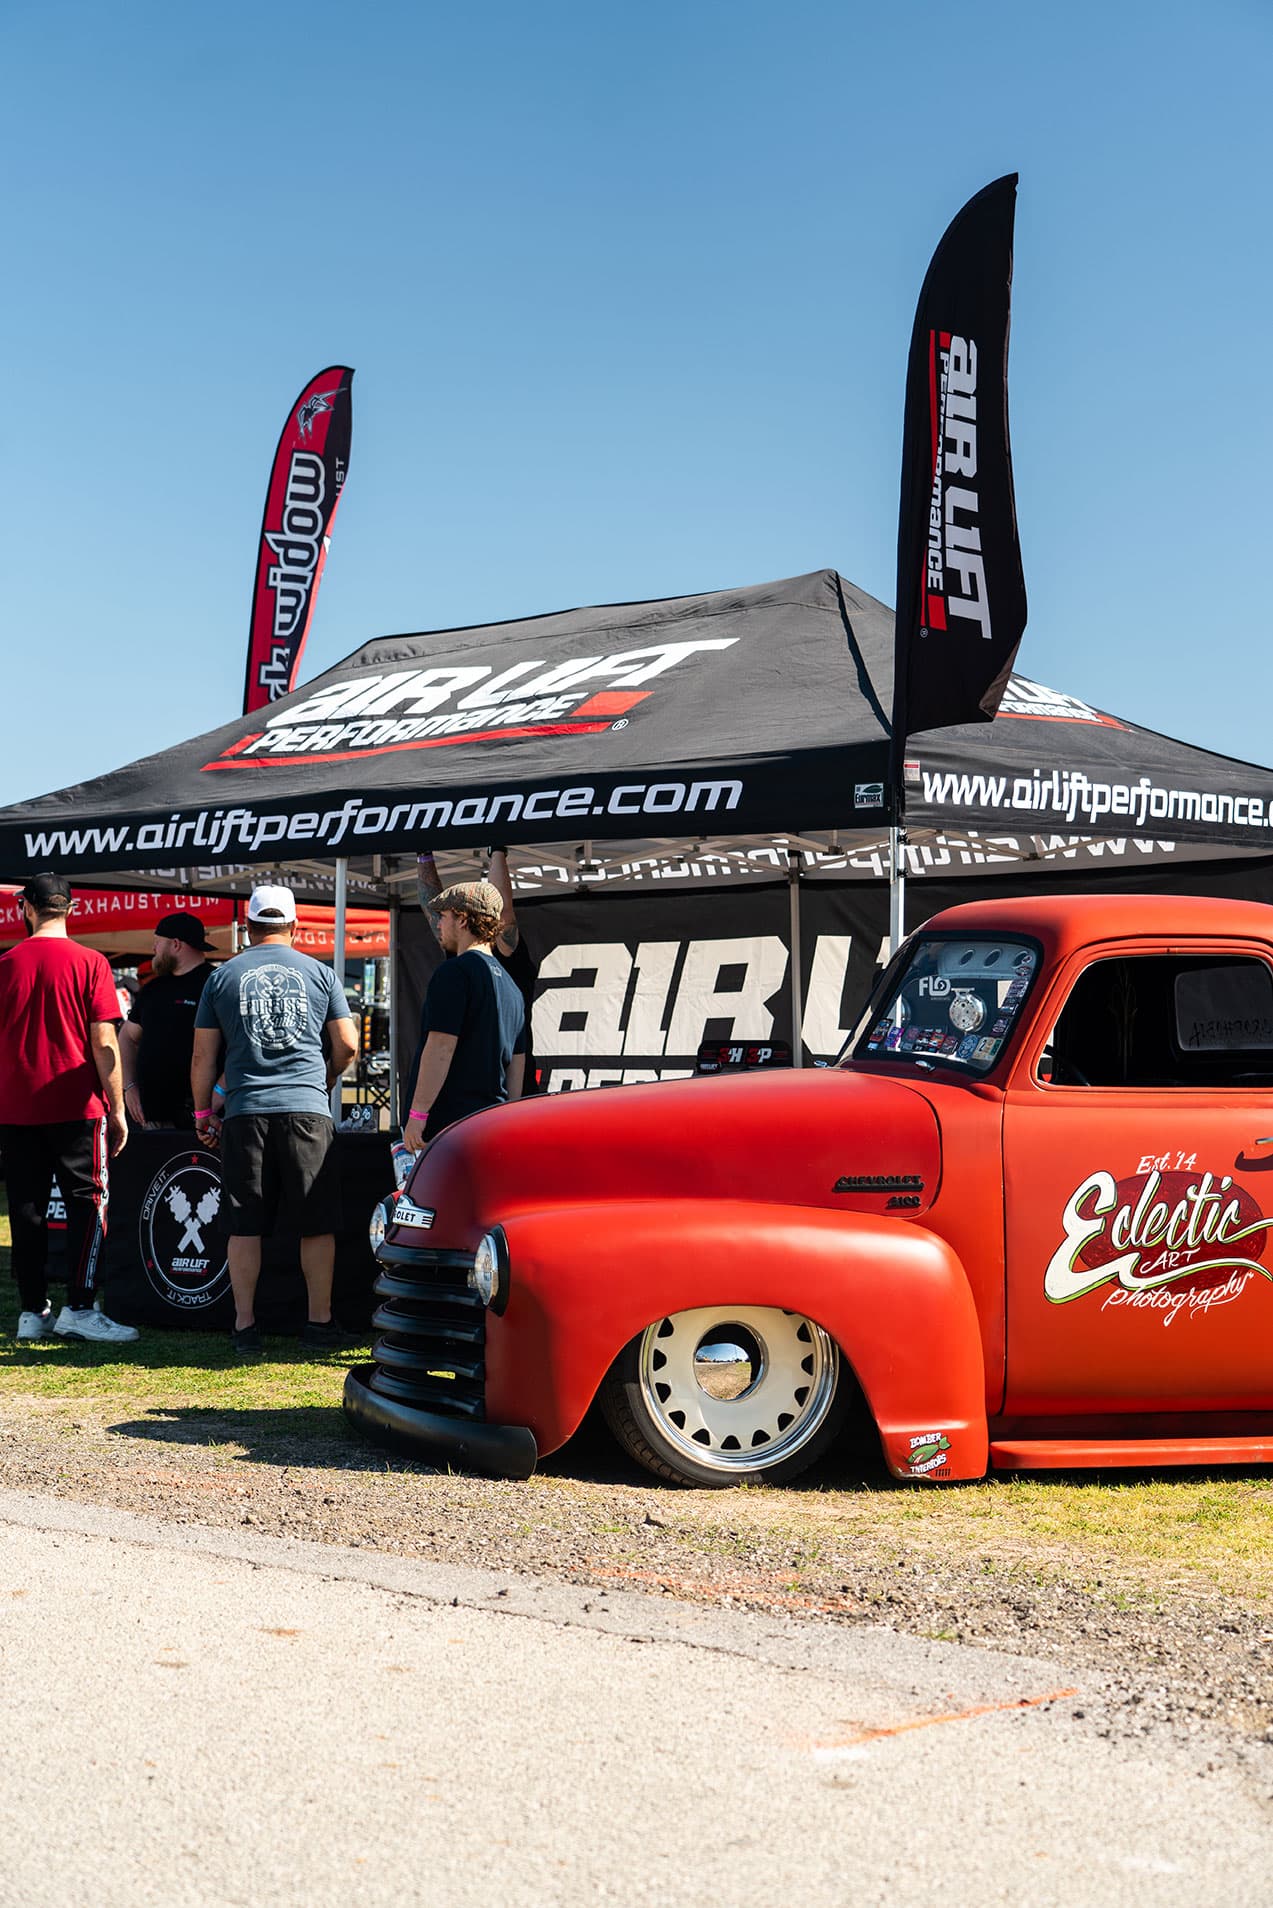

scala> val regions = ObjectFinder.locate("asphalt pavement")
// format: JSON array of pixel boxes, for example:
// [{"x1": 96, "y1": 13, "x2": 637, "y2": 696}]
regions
[{"x1": 0, "y1": 1487, "x2": 1267, "y2": 1908}]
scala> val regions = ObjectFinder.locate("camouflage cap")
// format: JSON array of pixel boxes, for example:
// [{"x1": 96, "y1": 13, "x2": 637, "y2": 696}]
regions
[{"x1": 430, "y1": 879, "x2": 505, "y2": 922}]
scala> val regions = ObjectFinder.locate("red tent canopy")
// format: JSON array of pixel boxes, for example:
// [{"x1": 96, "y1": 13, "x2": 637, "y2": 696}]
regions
[{"x1": 0, "y1": 888, "x2": 389, "y2": 960}]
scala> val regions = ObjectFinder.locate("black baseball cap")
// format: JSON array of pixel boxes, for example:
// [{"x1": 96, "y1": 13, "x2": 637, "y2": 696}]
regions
[
  {"x1": 20, "y1": 872, "x2": 72, "y2": 910},
  {"x1": 155, "y1": 910, "x2": 215, "y2": 951}
]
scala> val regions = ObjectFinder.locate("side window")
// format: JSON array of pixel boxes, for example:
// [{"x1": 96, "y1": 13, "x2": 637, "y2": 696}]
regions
[{"x1": 1042, "y1": 955, "x2": 1273, "y2": 1089}]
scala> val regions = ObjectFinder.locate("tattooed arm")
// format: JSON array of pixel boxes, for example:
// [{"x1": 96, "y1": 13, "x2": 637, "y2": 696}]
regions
[{"x1": 416, "y1": 852, "x2": 443, "y2": 950}]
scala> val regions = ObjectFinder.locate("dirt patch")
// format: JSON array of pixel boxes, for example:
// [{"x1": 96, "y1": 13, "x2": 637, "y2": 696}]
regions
[{"x1": 2, "y1": 1395, "x2": 1270, "y2": 1755}]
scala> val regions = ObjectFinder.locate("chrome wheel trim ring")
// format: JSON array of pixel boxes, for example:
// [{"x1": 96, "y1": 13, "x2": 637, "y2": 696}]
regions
[{"x1": 637, "y1": 1305, "x2": 839, "y2": 1473}]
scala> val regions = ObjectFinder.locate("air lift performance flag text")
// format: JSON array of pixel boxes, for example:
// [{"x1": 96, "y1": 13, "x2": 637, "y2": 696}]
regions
[
  {"x1": 242, "y1": 366, "x2": 354, "y2": 715},
  {"x1": 891, "y1": 176, "x2": 1026, "y2": 780}
]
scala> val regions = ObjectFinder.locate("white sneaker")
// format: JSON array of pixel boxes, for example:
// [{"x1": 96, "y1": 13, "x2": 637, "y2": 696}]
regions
[
  {"x1": 16, "y1": 1309, "x2": 51, "y2": 1341},
  {"x1": 53, "y1": 1306, "x2": 139, "y2": 1344}
]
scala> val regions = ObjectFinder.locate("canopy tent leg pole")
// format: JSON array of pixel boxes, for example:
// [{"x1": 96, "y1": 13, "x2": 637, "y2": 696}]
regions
[
  {"x1": 388, "y1": 901, "x2": 399, "y2": 1132},
  {"x1": 788, "y1": 861, "x2": 805, "y2": 1069},
  {"x1": 330, "y1": 856, "x2": 348, "y2": 1123},
  {"x1": 888, "y1": 825, "x2": 906, "y2": 955}
]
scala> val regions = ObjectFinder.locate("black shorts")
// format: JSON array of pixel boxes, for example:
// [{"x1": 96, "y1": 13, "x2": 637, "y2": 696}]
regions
[{"x1": 220, "y1": 1112, "x2": 341, "y2": 1238}]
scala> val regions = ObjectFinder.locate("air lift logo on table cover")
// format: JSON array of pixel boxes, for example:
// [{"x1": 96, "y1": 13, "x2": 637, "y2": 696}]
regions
[
  {"x1": 205, "y1": 636, "x2": 740, "y2": 770},
  {"x1": 1045, "y1": 1164, "x2": 1273, "y2": 1326},
  {"x1": 138, "y1": 1154, "x2": 230, "y2": 1310}
]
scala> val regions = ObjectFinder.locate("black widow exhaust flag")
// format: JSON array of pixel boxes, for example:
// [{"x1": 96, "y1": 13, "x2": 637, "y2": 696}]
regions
[
  {"x1": 243, "y1": 366, "x2": 354, "y2": 715},
  {"x1": 890, "y1": 176, "x2": 1026, "y2": 785}
]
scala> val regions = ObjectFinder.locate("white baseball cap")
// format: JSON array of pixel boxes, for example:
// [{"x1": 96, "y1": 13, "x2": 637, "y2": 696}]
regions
[{"x1": 247, "y1": 884, "x2": 297, "y2": 924}]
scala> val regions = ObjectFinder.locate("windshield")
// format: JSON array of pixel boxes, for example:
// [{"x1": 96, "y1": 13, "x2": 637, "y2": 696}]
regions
[{"x1": 848, "y1": 934, "x2": 1040, "y2": 1076}]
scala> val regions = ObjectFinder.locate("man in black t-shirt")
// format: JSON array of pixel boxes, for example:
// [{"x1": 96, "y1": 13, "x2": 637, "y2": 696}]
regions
[
  {"x1": 120, "y1": 911, "x2": 216, "y2": 1126},
  {"x1": 416, "y1": 847, "x2": 540, "y2": 1093},
  {"x1": 402, "y1": 881, "x2": 526, "y2": 1153}
]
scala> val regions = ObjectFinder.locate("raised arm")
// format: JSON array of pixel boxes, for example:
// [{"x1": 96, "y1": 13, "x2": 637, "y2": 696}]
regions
[
  {"x1": 486, "y1": 848, "x2": 519, "y2": 956},
  {"x1": 415, "y1": 851, "x2": 443, "y2": 949}
]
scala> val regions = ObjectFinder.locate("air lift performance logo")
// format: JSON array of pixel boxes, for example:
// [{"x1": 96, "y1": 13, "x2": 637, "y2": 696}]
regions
[
  {"x1": 995, "y1": 676, "x2": 1126, "y2": 730},
  {"x1": 1045, "y1": 1162, "x2": 1273, "y2": 1327},
  {"x1": 208, "y1": 635, "x2": 740, "y2": 770},
  {"x1": 920, "y1": 333, "x2": 991, "y2": 642},
  {"x1": 138, "y1": 1154, "x2": 230, "y2": 1311}
]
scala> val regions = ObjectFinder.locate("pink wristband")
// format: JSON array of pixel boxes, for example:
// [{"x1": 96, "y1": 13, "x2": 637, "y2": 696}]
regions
[
  {"x1": 409, "y1": 1108, "x2": 430, "y2": 1121},
  {"x1": 194, "y1": 1108, "x2": 213, "y2": 1120}
]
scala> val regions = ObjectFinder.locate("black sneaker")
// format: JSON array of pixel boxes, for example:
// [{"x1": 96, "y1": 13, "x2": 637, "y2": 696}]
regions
[
  {"x1": 300, "y1": 1317, "x2": 347, "y2": 1348},
  {"x1": 232, "y1": 1324, "x2": 263, "y2": 1358}
]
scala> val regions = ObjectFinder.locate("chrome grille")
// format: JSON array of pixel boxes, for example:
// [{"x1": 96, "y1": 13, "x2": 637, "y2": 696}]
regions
[{"x1": 367, "y1": 1248, "x2": 484, "y2": 1421}]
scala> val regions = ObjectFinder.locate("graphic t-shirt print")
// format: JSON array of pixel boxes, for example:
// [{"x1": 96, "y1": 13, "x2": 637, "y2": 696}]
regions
[{"x1": 239, "y1": 963, "x2": 309, "y2": 1054}]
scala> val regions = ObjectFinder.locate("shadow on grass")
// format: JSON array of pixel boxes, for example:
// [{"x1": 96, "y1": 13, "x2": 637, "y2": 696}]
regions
[
  {"x1": 0, "y1": 1336, "x2": 356, "y2": 1376},
  {"x1": 537, "y1": 1397, "x2": 898, "y2": 1494},
  {"x1": 98, "y1": 1401, "x2": 1269, "y2": 1496},
  {"x1": 105, "y1": 1403, "x2": 436, "y2": 1475},
  {"x1": 0, "y1": 1249, "x2": 369, "y2": 1376},
  {"x1": 103, "y1": 1394, "x2": 896, "y2": 1493}
]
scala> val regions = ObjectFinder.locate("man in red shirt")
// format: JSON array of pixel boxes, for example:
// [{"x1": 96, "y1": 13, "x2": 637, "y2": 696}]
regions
[{"x1": 0, "y1": 873, "x2": 138, "y2": 1343}]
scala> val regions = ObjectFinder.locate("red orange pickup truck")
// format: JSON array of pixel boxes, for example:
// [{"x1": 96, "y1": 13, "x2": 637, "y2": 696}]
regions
[{"x1": 344, "y1": 894, "x2": 1273, "y2": 1485}]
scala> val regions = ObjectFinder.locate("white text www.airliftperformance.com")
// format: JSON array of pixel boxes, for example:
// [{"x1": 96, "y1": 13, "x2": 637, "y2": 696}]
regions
[
  {"x1": 20, "y1": 779, "x2": 747, "y2": 861},
  {"x1": 920, "y1": 768, "x2": 1268, "y2": 831}
]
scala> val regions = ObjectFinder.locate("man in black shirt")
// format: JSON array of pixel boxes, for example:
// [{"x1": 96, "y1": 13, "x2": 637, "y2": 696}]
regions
[
  {"x1": 403, "y1": 881, "x2": 526, "y2": 1153},
  {"x1": 415, "y1": 847, "x2": 540, "y2": 1093},
  {"x1": 120, "y1": 911, "x2": 216, "y2": 1126}
]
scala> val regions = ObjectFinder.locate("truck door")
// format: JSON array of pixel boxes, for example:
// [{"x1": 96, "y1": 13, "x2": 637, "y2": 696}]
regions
[{"x1": 1003, "y1": 944, "x2": 1273, "y2": 1415}]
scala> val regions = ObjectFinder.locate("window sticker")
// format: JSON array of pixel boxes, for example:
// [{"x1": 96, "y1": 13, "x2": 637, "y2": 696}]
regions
[{"x1": 852, "y1": 937, "x2": 1038, "y2": 1076}]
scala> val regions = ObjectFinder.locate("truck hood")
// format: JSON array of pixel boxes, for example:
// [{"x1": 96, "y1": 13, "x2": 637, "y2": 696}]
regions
[{"x1": 410, "y1": 1067, "x2": 942, "y2": 1238}]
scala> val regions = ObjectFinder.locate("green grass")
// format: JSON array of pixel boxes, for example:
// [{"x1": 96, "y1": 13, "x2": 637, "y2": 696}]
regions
[
  {"x1": 0, "y1": 1199, "x2": 349, "y2": 1412},
  {"x1": 680, "y1": 1468, "x2": 1273, "y2": 1601}
]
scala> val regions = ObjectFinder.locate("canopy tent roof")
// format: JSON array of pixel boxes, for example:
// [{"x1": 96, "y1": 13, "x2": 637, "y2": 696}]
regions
[{"x1": 2, "y1": 568, "x2": 1271, "y2": 900}]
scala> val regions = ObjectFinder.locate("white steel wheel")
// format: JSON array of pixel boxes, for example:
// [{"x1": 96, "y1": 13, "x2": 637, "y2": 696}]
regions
[{"x1": 600, "y1": 1305, "x2": 846, "y2": 1488}]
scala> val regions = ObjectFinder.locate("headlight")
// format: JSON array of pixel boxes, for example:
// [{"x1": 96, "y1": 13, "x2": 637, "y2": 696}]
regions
[
  {"x1": 368, "y1": 1195, "x2": 395, "y2": 1255},
  {"x1": 468, "y1": 1227, "x2": 509, "y2": 1311}
]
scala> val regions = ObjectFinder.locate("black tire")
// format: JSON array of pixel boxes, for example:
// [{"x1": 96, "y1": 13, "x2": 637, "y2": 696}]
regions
[{"x1": 599, "y1": 1305, "x2": 849, "y2": 1488}]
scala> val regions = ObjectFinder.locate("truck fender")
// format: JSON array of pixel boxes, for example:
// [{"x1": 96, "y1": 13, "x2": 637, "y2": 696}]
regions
[{"x1": 488, "y1": 1200, "x2": 988, "y2": 1480}]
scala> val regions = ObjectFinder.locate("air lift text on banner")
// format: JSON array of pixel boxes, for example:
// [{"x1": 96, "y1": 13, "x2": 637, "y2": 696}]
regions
[{"x1": 891, "y1": 176, "x2": 1026, "y2": 787}]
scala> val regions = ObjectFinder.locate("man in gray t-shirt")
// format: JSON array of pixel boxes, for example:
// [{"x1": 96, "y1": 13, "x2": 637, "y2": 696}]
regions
[{"x1": 192, "y1": 885, "x2": 358, "y2": 1357}]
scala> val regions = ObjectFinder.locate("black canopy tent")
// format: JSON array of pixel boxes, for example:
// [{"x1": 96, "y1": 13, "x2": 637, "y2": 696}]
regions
[
  {"x1": 1, "y1": 566, "x2": 1271, "y2": 1084},
  {"x1": 3, "y1": 568, "x2": 1272, "y2": 888},
  {"x1": 15, "y1": 568, "x2": 1271, "y2": 1335}
]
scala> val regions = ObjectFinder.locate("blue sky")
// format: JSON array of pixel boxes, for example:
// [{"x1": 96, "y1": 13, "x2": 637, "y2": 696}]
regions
[{"x1": 2, "y1": 0, "x2": 1268, "y2": 806}]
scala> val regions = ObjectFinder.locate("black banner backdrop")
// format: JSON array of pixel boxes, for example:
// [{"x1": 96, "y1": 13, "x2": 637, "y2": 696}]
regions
[
  {"x1": 399, "y1": 884, "x2": 864, "y2": 1097},
  {"x1": 892, "y1": 176, "x2": 1026, "y2": 780},
  {"x1": 514, "y1": 885, "x2": 864, "y2": 1090},
  {"x1": 243, "y1": 366, "x2": 354, "y2": 715},
  {"x1": 397, "y1": 854, "x2": 1273, "y2": 1098}
]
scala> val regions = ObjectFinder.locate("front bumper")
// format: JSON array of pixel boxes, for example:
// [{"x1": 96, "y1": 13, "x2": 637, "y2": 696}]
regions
[
  {"x1": 341, "y1": 1236, "x2": 538, "y2": 1481},
  {"x1": 343, "y1": 1365, "x2": 537, "y2": 1479}
]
